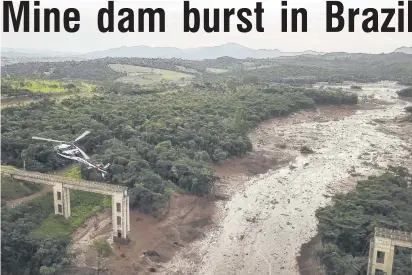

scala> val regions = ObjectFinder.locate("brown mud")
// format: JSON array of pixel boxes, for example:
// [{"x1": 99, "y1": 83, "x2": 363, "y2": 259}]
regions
[
  {"x1": 69, "y1": 81, "x2": 412, "y2": 275},
  {"x1": 157, "y1": 81, "x2": 412, "y2": 275}
]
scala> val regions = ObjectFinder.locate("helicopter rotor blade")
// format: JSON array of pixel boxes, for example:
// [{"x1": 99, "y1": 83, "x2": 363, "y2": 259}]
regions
[
  {"x1": 32, "y1": 137, "x2": 64, "y2": 143},
  {"x1": 78, "y1": 149, "x2": 90, "y2": 160},
  {"x1": 74, "y1": 130, "x2": 90, "y2": 142}
]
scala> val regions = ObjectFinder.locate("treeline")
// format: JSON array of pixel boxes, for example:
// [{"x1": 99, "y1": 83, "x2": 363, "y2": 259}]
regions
[
  {"x1": 1, "y1": 176, "x2": 43, "y2": 201},
  {"x1": 1, "y1": 60, "x2": 125, "y2": 82},
  {"x1": 1, "y1": 85, "x2": 358, "y2": 212},
  {"x1": 1, "y1": 194, "x2": 70, "y2": 275},
  {"x1": 1, "y1": 83, "x2": 35, "y2": 98},
  {"x1": 315, "y1": 166, "x2": 412, "y2": 274},
  {"x1": 3, "y1": 53, "x2": 412, "y2": 85},
  {"x1": 397, "y1": 87, "x2": 412, "y2": 97}
]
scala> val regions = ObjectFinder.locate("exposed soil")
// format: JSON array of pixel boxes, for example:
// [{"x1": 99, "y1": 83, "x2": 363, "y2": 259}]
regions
[
  {"x1": 68, "y1": 82, "x2": 412, "y2": 275},
  {"x1": 107, "y1": 194, "x2": 214, "y2": 275},
  {"x1": 69, "y1": 193, "x2": 215, "y2": 275},
  {"x1": 156, "y1": 82, "x2": 412, "y2": 275},
  {"x1": 68, "y1": 209, "x2": 113, "y2": 268},
  {"x1": 296, "y1": 234, "x2": 326, "y2": 275}
]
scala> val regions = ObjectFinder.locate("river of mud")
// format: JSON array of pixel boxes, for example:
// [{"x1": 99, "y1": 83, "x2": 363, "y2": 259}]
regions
[{"x1": 159, "y1": 82, "x2": 412, "y2": 275}]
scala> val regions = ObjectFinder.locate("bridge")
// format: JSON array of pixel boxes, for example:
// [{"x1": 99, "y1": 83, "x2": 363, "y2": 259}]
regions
[
  {"x1": 1, "y1": 168, "x2": 130, "y2": 243},
  {"x1": 367, "y1": 227, "x2": 412, "y2": 275}
]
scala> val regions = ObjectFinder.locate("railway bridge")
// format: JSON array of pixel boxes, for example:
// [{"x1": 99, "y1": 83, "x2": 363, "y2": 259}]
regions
[
  {"x1": 1, "y1": 169, "x2": 130, "y2": 243},
  {"x1": 367, "y1": 227, "x2": 412, "y2": 275}
]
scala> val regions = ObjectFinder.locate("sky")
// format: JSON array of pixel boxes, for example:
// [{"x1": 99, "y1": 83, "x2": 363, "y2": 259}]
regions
[{"x1": 1, "y1": 0, "x2": 411, "y2": 53}]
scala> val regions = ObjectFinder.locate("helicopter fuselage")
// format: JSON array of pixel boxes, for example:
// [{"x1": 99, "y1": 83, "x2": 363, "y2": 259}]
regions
[
  {"x1": 55, "y1": 143, "x2": 108, "y2": 175},
  {"x1": 32, "y1": 131, "x2": 109, "y2": 177}
]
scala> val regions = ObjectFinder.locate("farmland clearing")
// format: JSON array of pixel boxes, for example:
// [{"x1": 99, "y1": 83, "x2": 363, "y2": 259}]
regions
[
  {"x1": 1, "y1": 78, "x2": 96, "y2": 108},
  {"x1": 108, "y1": 64, "x2": 195, "y2": 85}
]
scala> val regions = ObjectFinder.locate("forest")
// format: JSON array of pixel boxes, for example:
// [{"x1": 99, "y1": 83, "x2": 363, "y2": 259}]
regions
[
  {"x1": 1, "y1": 84, "x2": 358, "y2": 213},
  {"x1": 397, "y1": 87, "x2": 412, "y2": 97},
  {"x1": 2, "y1": 53, "x2": 412, "y2": 85},
  {"x1": 0, "y1": 77, "x2": 357, "y2": 275},
  {"x1": 1, "y1": 53, "x2": 410, "y2": 275},
  {"x1": 315, "y1": 167, "x2": 412, "y2": 275}
]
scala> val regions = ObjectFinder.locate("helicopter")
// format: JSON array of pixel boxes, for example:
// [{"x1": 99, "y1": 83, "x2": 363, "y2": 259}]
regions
[{"x1": 32, "y1": 130, "x2": 110, "y2": 177}]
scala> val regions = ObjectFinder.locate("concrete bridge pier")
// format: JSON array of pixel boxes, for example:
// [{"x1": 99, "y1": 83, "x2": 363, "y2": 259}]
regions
[
  {"x1": 2, "y1": 169, "x2": 130, "y2": 243},
  {"x1": 53, "y1": 182, "x2": 71, "y2": 218},
  {"x1": 367, "y1": 238, "x2": 395, "y2": 275},
  {"x1": 367, "y1": 227, "x2": 412, "y2": 275},
  {"x1": 112, "y1": 191, "x2": 130, "y2": 241}
]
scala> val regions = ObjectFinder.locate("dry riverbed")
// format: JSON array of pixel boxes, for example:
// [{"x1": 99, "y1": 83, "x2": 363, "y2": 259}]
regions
[{"x1": 158, "y1": 81, "x2": 412, "y2": 275}]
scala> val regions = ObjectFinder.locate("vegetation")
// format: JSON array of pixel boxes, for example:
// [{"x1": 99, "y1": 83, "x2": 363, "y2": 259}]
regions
[
  {"x1": 1, "y1": 78, "x2": 95, "y2": 95},
  {"x1": 315, "y1": 167, "x2": 412, "y2": 275},
  {"x1": 30, "y1": 190, "x2": 109, "y2": 239},
  {"x1": 1, "y1": 193, "x2": 70, "y2": 275},
  {"x1": 93, "y1": 239, "x2": 114, "y2": 275},
  {"x1": 1, "y1": 79, "x2": 97, "y2": 109},
  {"x1": 109, "y1": 64, "x2": 194, "y2": 85},
  {"x1": 30, "y1": 166, "x2": 110, "y2": 239},
  {"x1": 206, "y1": 68, "x2": 230, "y2": 74},
  {"x1": 4, "y1": 79, "x2": 68, "y2": 93},
  {"x1": 350, "y1": 85, "x2": 362, "y2": 90},
  {"x1": 1, "y1": 60, "x2": 125, "y2": 82},
  {"x1": 3, "y1": 53, "x2": 412, "y2": 85},
  {"x1": 1, "y1": 175, "x2": 43, "y2": 201},
  {"x1": 2, "y1": 53, "x2": 410, "y2": 275},
  {"x1": 397, "y1": 87, "x2": 412, "y2": 97},
  {"x1": 1, "y1": 84, "x2": 357, "y2": 213},
  {"x1": 1, "y1": 166, "x2": 111, "y2": 275}
]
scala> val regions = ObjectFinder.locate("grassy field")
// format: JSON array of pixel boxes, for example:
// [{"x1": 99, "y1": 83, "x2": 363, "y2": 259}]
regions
[
  {"x1": 5, "y1": 79, "x2": 66, "y2": 93},
  {"x1": 29, "y1": 166, "x2": 111, "y2": 239},
  {"x1": 3, "y1": 78, "x2": 96, "y2": 94},
  {"x1": 1, "y1": 175, "x2": 44, "y2": 201},
  {"x1": 1, "y1": 79, "x2": 96, "y2": 108},
  {"x1": 1, "y1": 165, "x2": 17, "y2": 170},
  {"x1": 30, "y1": 191, "x2": 111, "y2": 239},
  {"x1": 109, "y1": 64, "x2": 195, "y2": 85},
  {"x1": 206, "y1": 68, "x2": 230, "y2": 74}
]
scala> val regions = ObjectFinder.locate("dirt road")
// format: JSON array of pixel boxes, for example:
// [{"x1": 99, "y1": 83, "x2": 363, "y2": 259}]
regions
[
  {"x1": 7, "y1": 185, "x2": 52, "y2": 207},
  {"x1": 160, "y1": 82, "x2": 412, "y2": 275}
]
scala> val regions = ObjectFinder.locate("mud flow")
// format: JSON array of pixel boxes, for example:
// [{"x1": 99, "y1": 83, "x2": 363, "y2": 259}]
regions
[{"x1": 159, "y1": 82, "x2": 412, "y2": 275}]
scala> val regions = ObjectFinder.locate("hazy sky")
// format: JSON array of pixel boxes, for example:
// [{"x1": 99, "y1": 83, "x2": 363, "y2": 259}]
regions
[{"x1": 1, "y1": 0, "x2": 411, "y2": 53}]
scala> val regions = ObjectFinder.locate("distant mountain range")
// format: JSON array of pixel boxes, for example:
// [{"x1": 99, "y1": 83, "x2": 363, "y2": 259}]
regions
[
  {"x1": 84, "y1": 43, "x2": 325, "y2": 59},
  {"x1": 1, "y1": 47, "x2": 75, "y2": 57},
  {"x1": 2, "y1": 44, "x2": 412, "y2": 62}
]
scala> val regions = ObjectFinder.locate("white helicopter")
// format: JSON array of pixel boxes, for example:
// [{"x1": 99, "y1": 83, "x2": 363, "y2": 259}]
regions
[{"x1": 32, "y1": 130, "x2": 110, "y2": 177}]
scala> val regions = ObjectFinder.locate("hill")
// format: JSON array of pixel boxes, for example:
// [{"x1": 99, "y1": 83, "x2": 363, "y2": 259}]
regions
[
  {"x1": 394, "y1": 47, "x2": 412, "y2": 54},
  {"x1": 2, "y1": 44, "x2": 325, "y2": 61},
  {"x1": 83, "y1": 43, "x2": 325, "y2": 60}
]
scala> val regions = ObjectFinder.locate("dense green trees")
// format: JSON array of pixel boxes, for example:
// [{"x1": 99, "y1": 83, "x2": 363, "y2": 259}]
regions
[
  {"x1": 1, "y1": 194, "x2": 70, "y2": 275},
  {"x1": 3, "y1": 53, "x2": 412, "y2": 85},
  {"x1": 1, "y1": 85, "x2": 358, "y2": 212},
  {"x1": 315, "y1": 167, "x2": 412, "y2": 275},
  {"x1": 397, "y1": 87, "x2": 412, "y2": 97},
  {"x1": 1, "y1": 176, "x2": 43, "y2": 201}
]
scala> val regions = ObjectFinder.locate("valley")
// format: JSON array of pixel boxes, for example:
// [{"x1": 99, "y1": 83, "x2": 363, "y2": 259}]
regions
[
  {"x1": 153, "y1": 82, "x2": 412, "y2": 275},
  {"x1": 1, "y1": 52, "x2": 412, "y2": 275}
]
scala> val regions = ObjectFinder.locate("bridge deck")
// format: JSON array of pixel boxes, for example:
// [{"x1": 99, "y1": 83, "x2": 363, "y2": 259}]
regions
[
  {"x1": 375, "y1": 227, "x2": 412, "y2": 246},
  {"x1": 1, "y1": 169, "x2": 127, "y2": 196}
]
